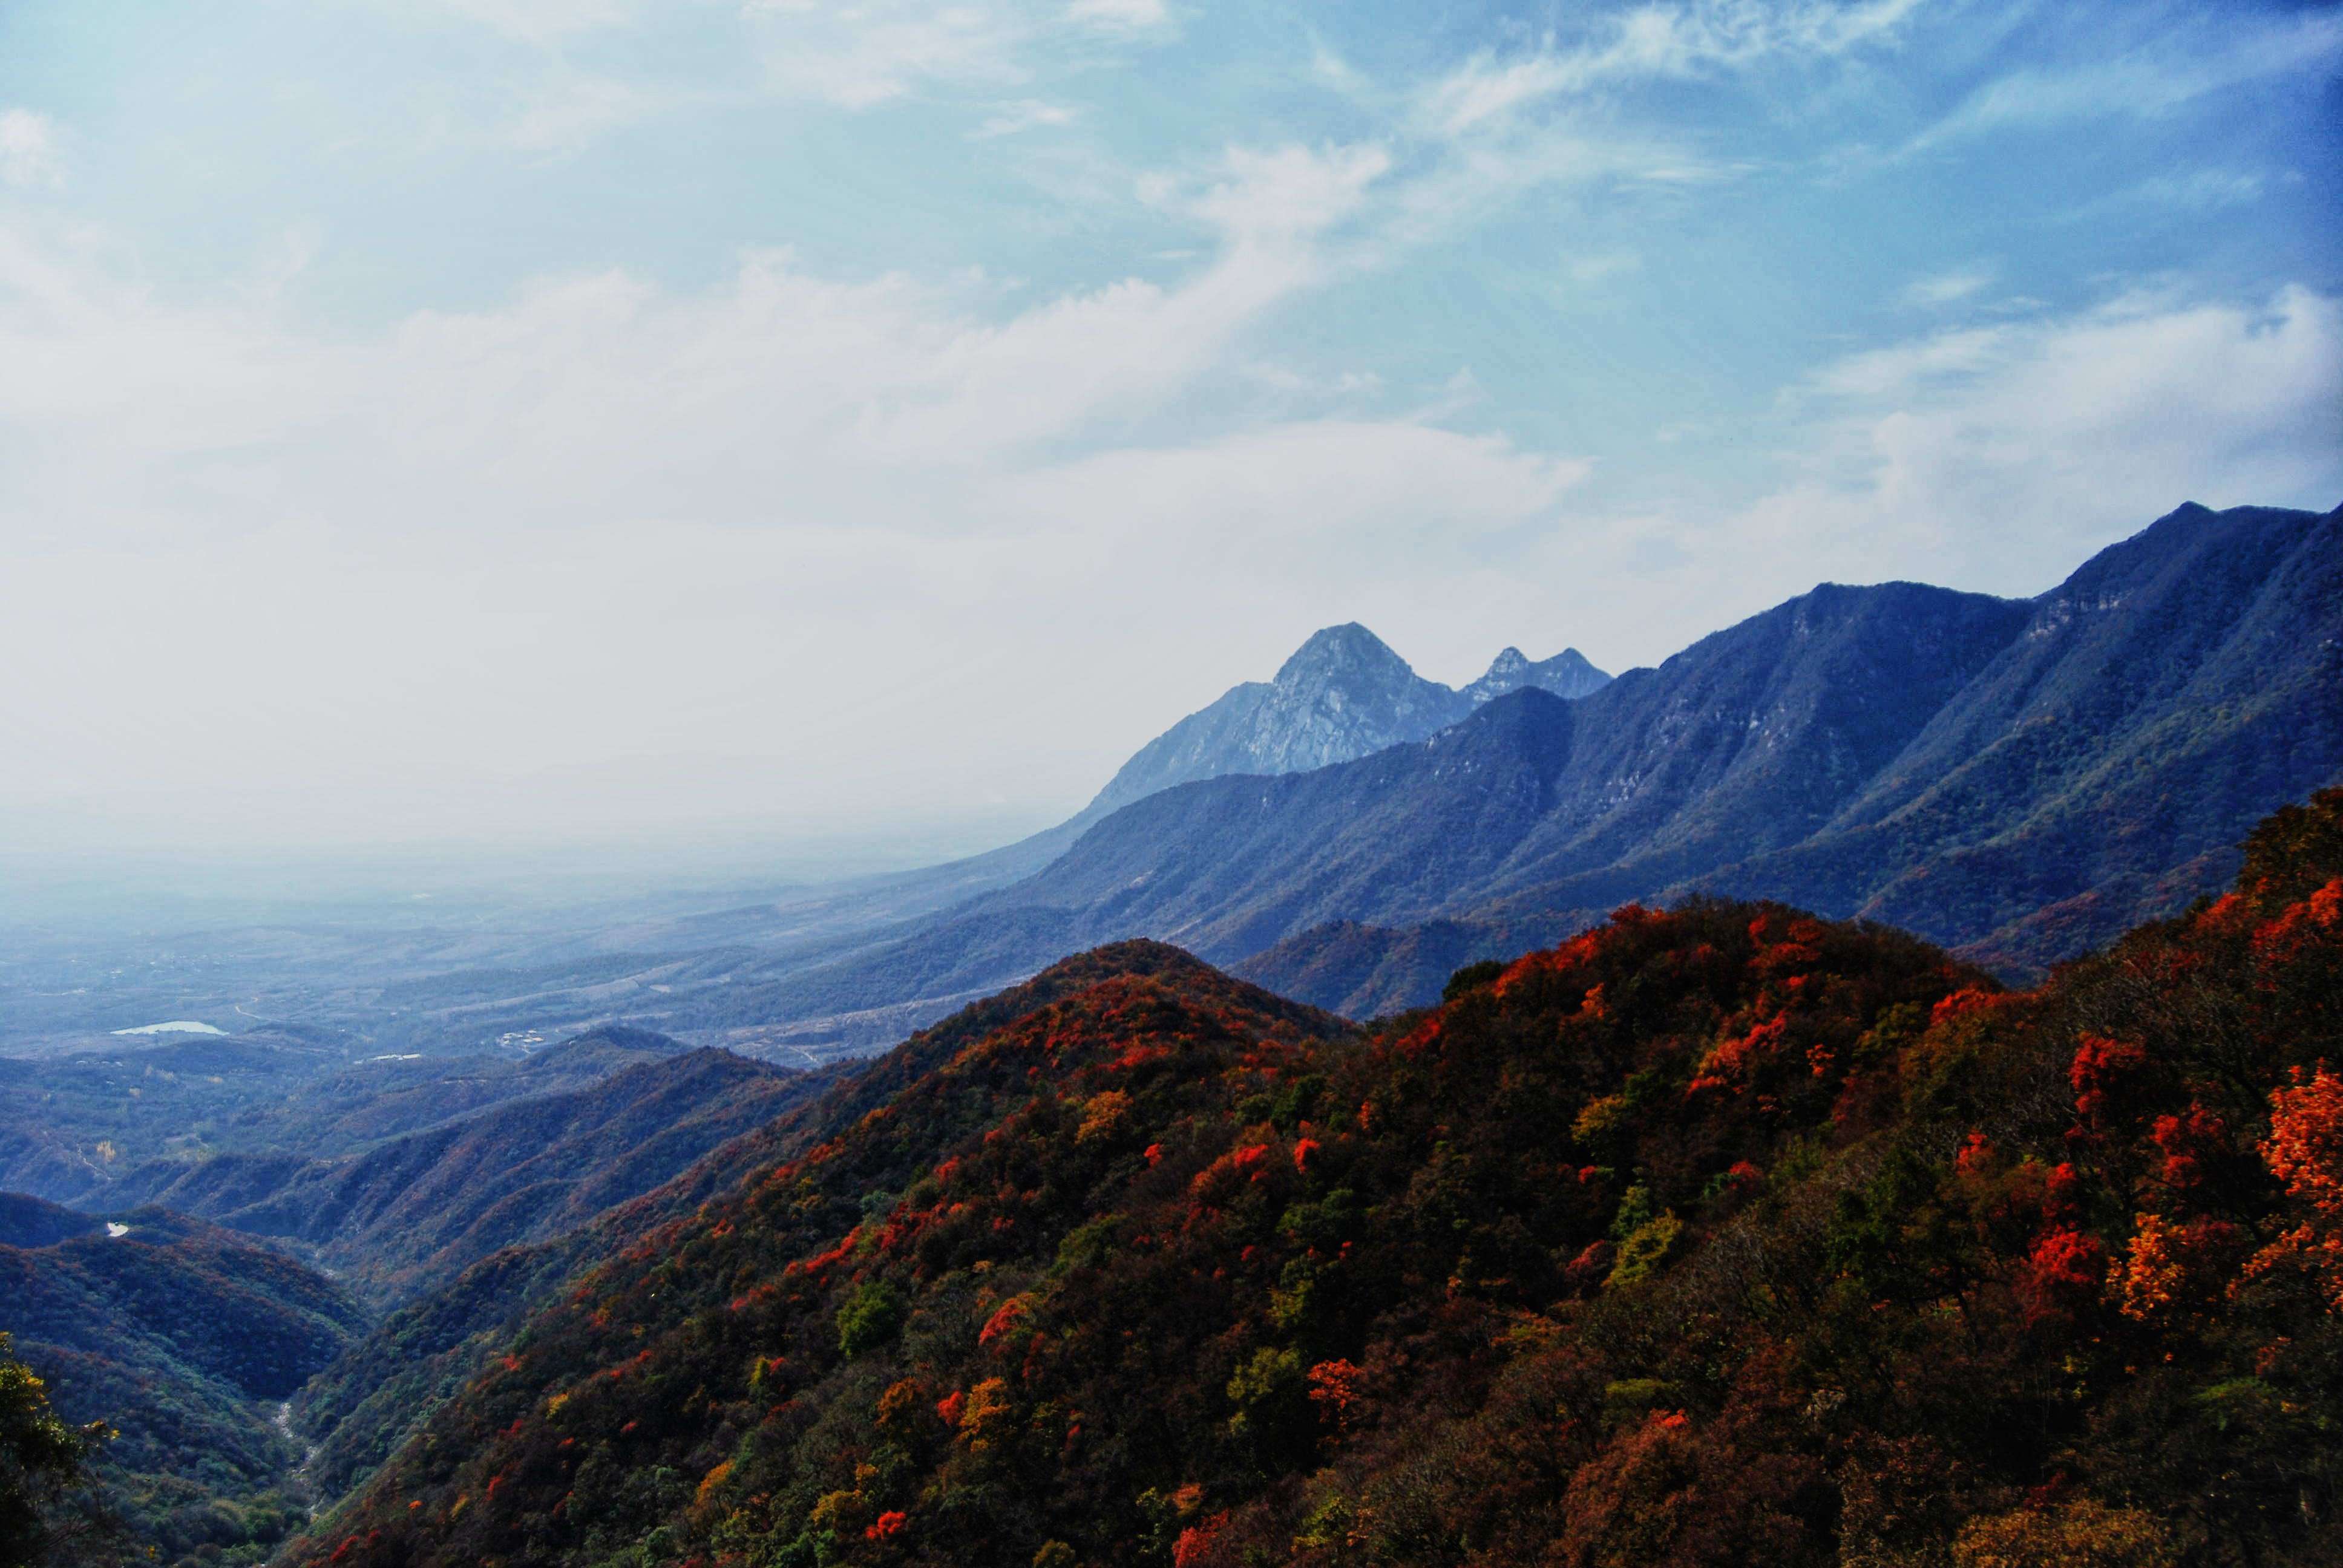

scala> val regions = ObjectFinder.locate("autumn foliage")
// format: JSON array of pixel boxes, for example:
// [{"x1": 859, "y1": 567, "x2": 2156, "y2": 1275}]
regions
[{"x1": 287, "y1": 791, "x2": 2343, "y2": 1568}]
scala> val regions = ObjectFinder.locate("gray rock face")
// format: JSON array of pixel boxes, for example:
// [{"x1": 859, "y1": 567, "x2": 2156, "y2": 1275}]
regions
[
  {"x1": 1461, "y1": 645, "x2": 1611, "y2": 704},
  {"x1": 1084, "y1": 623, "x2": 1611, "y2": 816}
]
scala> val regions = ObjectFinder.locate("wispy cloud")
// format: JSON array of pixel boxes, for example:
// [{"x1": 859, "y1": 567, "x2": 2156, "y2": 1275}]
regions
[
  {"x1": 1777, "y1": 284, "x2": 2342, "y2": 564},
  {"x1": 1419, "y1": 0, "x2": 1928, "y2": 137},
  {"x1": 1909, "y1": 7, "x2": 2343, "y2": 149},
  {"x1": 1066, "y1": 0, "x2": 1170, "y2": 30},
  {"x1": 747, "y1": 1, "x2": 1036, "y2": 109},
  {"x1": 0, "y1": 173, "x2": 1588, "y2": 833},
  {"x1": 972, "y1": 99, "x2": 1080, "y2": 139},
  {"x1": 0, "y1": 109, "x2": 64, "y2": 189},
  {"x1": 2117, "y1": 166, "x2": 2281, "y2": 214},
  {"x1": 1537, "y1": 282, "x2": 2343, "y2": 674},
  {"x1": 1564, "y1": 250, "x2": 1642, "y2": 286},
  {"x1": 503, "y1": 71, "x2": 685, "y2": 152},
  {"x1": 1180, "y1": 143, "x2": 1391, "y2": 246},
  {"x1": 397, "y1": 0, "x2": 1178, "y2": 117},
  {"x1": 1901, "y1": 262, "x2": 1996, "y2": 309},
  {"x1": 399, "y1": 0, "x2": 651, "y2": 44},
  {"x1": 745, "y1": 0, "x2": 1182, "y2": 109}
]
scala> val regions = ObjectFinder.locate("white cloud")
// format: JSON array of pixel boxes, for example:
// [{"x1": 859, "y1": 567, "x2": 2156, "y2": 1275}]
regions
[
  {"x1": 743, "y1": 0, "x2": 1175, "y2": 109},
  {"x1": 1910, "y1": 8, "x2": 2343, "y2": 149},
  {"x1": 390, "y1": 0, "x2": 1174, "y2": 118},
  {"x1": 1420, "y1": 0, "x2": 1927, "y2": 136},
  {"x1": 1900, "y1": 262, "x2": 1996, "y2": 309},
  {"x1": 504, "y1": 71, "x2": 681, "y2": 151},
  {"x1": 972, "y1": 99, "x2": 1079, "y2": 137},
  {"x1": 1745, "y1": 284, "x2": 2343, "y2": 593},
  {"x1": 1185, "y1": 143, "x2": 1391, "y2": 244},
  {"x1": 1479, "y1": 284, "x2": 2343, "y2": 685},
  {"x1": 0, "y1": 109, "x2": 63, "y2": 189},
  {"x1": 0, "y1": 138, "x2": 1604, "y2": 842},
  {"x1": 2111, "y1": 167, "x2": 2281, "y2": 215},
  {"x1": 749, "y1": 1, "x2": 1034, "y2": 108},
  {"x1": 1066, "y1": 0, "x2": 1168, "y2": 30},
  {"x1": 395, "y1": 0, "x2": 650, "y2": 43},
  {"x1": 1009, "y1": 420, "x2": 1587, "y2": 553},
  {"x1": 1563, "y1": 249, "x2": 1642, "y2": 286}
]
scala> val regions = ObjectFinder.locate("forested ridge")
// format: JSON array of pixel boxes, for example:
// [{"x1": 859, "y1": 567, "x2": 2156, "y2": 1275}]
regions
[
  {"x1": 283, "y1": 790, "x2": 2343, "y2": 1568},
  {"x1": 0, "y1": 1200, "x2": 369, "y2": 1563}
]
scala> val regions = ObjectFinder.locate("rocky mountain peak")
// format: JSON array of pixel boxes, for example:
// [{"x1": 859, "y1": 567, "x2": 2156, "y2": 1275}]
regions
[
  {"x1": 1084, "y1": 625, "x2": 1610, "y2": 818},
  {"x1": 1481, "y1": 647, "x2": 1531, "y2": 681},
  {"x1": 1461, "y1": 644, "x2": 1611, "y2": 704},
  {"x1": 1273, "y1": 623, "x2": 1418, "y2": 691}
]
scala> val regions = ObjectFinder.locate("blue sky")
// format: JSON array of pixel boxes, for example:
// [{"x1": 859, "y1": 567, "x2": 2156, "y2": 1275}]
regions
[{"x1": 1, "y1": 0, "x2": 2337, "y2": 854}]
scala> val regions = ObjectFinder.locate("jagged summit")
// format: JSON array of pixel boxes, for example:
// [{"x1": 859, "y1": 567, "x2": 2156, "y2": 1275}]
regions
[
  {"x1": 1461, "y1": 644, "x2": 1610, "y2": 704},
  {"x1": 1271, "y1": 621, "x2": 1415, "y2": 687},
  {"x1": 1083, "y1": 623, "x2": 1610, "y2": 817}
]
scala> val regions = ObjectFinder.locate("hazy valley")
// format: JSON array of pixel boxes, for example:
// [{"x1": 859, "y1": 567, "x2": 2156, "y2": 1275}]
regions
[{"x1": 4, "y1": 498, "x2": 2340, "y2": 1566}]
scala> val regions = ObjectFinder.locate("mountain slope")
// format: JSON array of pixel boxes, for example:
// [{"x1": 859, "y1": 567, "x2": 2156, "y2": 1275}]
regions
[
  {"x1": 984, "y1": 577, "x2": 2034, "y2": 959},
  {"x1": 281, "y1": 942, "x2": 1309, "y2": 1508},
  {"x1": 1082, "y1": 624, "x2": 1614, "y2": 821},
  {"x1": 1683, "y1": 501, "x2": 2343, "y2": 969},
  {"x1": 98, "y1": 1045, "x2": 817, "y2": 1304},
  {"x1": 0, "y1": 1025, "x2": 696, "y2": 1209},
  {"x1": 281, "y1": 789, "x2": 2343, "y2": 1568},
  {"x1": 1083, "y1": 624, "x2": 1476, "y2": 817},
  {"x1": 995, "y1": 687, "x2": 1589, "y2": 958},
  {"x1": 1, "y1": 1195, "x2": 369, "y2": 1565},
  {"x1": 966, "y1": 502, "x2": 2338, "y2": 1011}
]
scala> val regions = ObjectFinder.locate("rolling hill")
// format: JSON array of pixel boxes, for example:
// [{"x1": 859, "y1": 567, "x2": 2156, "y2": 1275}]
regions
[
  {"x1": 0, "y1": 1025, "x2": 700, "y2": 1208},
  {"x1": 277, "y1": 788, "x2": 2343, "y2": 1568},
  {"x1": 94, "y1": 1041, "x2": 818, "y2": 1305},
  {"x1": 0, "y1": 1194, "x2": 368, "y2": 1566}
]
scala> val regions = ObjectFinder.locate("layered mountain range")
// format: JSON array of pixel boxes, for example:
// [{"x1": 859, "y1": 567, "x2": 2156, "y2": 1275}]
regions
[
  {"x1": 140, "y1": 498, "x2": 2323, "y2": 1061},
  {"x1": 93, "y1": 1037, "x2": 818, "y2": 1304},
  {"x1": 673, "y1": 500, "x2": 2339, "y2": 1022},
  {"x1": 9, "y1": 497, "x2": 2339, "y2": 1568},
  {"x1": 275, "y1": 790, "x2": 2343, "y2": 1568}
]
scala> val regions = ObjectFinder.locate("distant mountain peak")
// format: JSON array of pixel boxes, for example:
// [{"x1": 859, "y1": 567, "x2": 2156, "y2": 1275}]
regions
[
  {"x1": 1082, "y1": 624, "x2": 1614, "y2": 819},
  {"x1": 1461, "y1": 644, "x2": 1611, "y2": 705},
  {"x1": 1086, "y1": 624, "x2": 1466, "y2": 816},
  {"x1": 1274, "y1": 622, "x2": 1416, "y2": 688}
]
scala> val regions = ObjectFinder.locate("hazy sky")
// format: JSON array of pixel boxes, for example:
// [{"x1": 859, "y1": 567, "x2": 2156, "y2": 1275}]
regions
[{"x1": 2, "y1": 0, "x2": 2338, "y2": 855}]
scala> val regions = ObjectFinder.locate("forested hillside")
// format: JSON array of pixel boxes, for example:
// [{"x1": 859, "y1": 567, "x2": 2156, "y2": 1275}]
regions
[
  {"x1": 284, "y1": 789, "x2": 2343, "y2": 1567},
  {"x1": 0, "y1": 1198, "x2": 367, "y2": 1564},
  {"x1": 100, "y1": 1047, "x2": 813, "y2": 1305},
  {"x1": 1, "y1": 1026, "x2": 700, "y2": 1207}
]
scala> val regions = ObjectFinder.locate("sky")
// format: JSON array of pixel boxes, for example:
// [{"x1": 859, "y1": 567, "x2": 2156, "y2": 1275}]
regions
[{"x1": 1, "y1": 0, "x2": 2338, "y2": 860}]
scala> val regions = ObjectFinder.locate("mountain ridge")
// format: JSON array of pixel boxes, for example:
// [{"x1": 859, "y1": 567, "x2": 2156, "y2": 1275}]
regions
[
  {"x1": 277, "y1": 788, "x2": 2343, "y2": 1568},
  {"x1": 877, "y1": 501, "x2": 2342, "y2": 1016},
  {"x1": 88, "y1": 1043, "x2": 820, "y2": 1305},
  {"x1": 1081, "y1": 621, "x2": 1613, "y2": 819}
]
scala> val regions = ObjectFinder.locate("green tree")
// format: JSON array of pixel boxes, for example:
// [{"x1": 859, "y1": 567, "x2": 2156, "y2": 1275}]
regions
[
  {"x1": 835, "y1": 1279, "x2": 907, "y2": 1359},
  {"x1": 0, "y1": 1331, "x2": 106, "y2": 1566}
]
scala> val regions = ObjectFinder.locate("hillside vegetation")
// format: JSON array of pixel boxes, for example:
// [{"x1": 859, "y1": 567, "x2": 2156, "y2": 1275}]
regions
[
  {"x1": 105, "y1": 1046, "x2": 813, "y2": 1305},
  {"x1": 287, "y1": 788, "x2": 2343, "y2": 1568},
  {"x1": 1, "y1": 1198, "x2": 367, "y2": 1564},
  {"x1": 1, "y1": 1027, "x2": 701, "y2": 1209}
]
